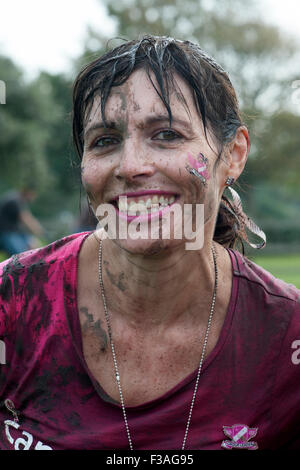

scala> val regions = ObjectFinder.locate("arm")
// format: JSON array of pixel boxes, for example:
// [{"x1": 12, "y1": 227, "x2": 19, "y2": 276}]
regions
[{"x1": 19, "y1": 210, "x2": 44, "y2": 238}]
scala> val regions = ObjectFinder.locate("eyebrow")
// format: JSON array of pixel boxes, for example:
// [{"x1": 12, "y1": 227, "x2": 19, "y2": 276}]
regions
[
  {"x1": 137, "y1": 115, "x2": 194, "y2": 131},
  {"x1": 83, "y1": 121, "x2": 117, "y2": 141},
  {"x1": 83, "y1": 114, "x2": 194, "y2": 141}
]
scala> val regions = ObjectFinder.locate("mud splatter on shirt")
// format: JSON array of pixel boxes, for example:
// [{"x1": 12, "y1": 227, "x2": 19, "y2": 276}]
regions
[{"x1": 0, "y1": 232, "x2": 299, "y2": 450}]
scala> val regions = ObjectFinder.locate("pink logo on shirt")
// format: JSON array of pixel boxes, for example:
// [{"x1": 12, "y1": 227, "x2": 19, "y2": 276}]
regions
[{"x1": 221, "y1": 424, "x2": 258, "y2": 450}]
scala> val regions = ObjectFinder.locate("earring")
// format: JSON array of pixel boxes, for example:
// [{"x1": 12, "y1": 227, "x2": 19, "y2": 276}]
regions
[{"x1": 225, "y1": 176, "x2": 235, "y2": 186}]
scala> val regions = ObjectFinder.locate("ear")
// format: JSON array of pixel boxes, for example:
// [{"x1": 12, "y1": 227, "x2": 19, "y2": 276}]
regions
[{"x1": 225, "y1": 126, "x2": 250, "y2": 182}]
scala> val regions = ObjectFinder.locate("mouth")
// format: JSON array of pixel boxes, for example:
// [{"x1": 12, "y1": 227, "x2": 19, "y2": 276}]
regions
[{"x1": 109, "y1": 191, "x2": 179, "y2": 218}]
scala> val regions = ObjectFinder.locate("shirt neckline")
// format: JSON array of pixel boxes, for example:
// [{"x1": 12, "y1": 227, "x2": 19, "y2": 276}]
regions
[{"x1": 65, "y1": 234, "x2": 240, "y2": 411}]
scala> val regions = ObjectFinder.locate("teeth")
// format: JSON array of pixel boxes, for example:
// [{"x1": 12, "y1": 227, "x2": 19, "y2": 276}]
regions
[
  {"x1": 128, "y1": 202, "x2": 148, "y2": 215},
  {"x1": 128, "y1": 201, "x2": 137, "y2": 211},
  {"x1": 118, "y1": 198, "x2": 127, "y2": 212},
  {"x1": 117, "y1": 195, "x2": 176, "y2": 213}
]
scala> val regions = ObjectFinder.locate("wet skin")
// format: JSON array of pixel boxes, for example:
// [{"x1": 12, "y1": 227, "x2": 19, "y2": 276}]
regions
[
  {"x1": 81, "y1": 69, "x2": 229, "y2": 254},
  {"x1": 77, "y1": 69, "x2": 249, "y2": 405}
]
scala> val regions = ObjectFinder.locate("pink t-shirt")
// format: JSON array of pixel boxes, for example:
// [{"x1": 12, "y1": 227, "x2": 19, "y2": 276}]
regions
[{"x1": 0, "y1": 232, "x2": 299, "y2": 450}]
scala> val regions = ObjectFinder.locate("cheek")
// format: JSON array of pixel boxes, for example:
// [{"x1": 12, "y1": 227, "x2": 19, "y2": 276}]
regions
[
  {"x1": 81, "y1": 167, "x2": 93, "y2": 191},
  {"x1": 81, "y1": 160, "x2": 106, "y2": 199},
  {"x1": 82, "y1": 178, "x2": 94, "y2": 196},
  {"x1": 186, "y1": 152, "x2": 211, "y2": 183}
]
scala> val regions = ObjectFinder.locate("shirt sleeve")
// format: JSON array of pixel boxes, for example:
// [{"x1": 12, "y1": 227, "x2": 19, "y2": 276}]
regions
[
  {"x1": 0, "y1": 258, "x2": 17, "y2": 396},
  {"x1": 271, "y1": 290, "x2": 300, "y2": 449}
]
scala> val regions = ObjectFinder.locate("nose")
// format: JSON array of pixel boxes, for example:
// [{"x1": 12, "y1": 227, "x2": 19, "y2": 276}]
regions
[{"x1": 114, "y1": 140, "x2": 155, "y2": 182}]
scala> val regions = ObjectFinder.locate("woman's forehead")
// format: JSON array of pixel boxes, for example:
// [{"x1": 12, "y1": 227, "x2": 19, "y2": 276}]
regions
[{"x1": 85, "y1": 69, "x2": 199, "y2": 126}]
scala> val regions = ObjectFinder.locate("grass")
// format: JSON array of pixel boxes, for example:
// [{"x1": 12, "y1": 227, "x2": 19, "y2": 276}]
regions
[{"x1": 252, "y1": 254, "x2": 300, "y2": 289}]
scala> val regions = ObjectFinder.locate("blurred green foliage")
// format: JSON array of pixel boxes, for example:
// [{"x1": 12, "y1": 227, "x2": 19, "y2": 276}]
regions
[
  {"x1": 0, "y1": 56, "x2": 53, "y2": 194},
  {"x1": 0, "y1": 57, "x2": 81, "y2": 238},
  {"x1": 252, "y1": 254, "x2": 300, "y2": 288},
  {"x1": 0, "y1": 0, "x2": 299, "y2": 248}
]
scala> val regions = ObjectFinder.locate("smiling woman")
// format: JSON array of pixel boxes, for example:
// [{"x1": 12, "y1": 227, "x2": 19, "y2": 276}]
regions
[{"x1": 0, "y1": 35, "x2": 299, "y2": 451}]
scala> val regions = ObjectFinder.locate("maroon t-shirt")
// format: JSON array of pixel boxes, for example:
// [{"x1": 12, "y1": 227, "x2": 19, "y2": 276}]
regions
[{"x1": 0, "y1": 232, "x2": 299, "y2": 450}]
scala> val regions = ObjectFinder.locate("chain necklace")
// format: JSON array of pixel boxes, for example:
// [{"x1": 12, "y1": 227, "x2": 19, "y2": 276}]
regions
[{"x1": 98, "y1": 239, "x2": 218, "y2": 450}]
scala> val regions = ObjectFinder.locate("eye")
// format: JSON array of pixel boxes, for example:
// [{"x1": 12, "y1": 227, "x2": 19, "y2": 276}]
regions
[
  {"x1": 92, "y1": 135, "x2": 121, "y2": 148},
  {"x1": 153, "y1": 129, "x2": 182, "y2": 142}
]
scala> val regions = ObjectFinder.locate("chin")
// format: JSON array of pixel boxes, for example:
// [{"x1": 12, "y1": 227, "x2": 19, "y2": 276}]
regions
[{"x1": 111, "y1": 237, "x2": 182, "y2": 257}]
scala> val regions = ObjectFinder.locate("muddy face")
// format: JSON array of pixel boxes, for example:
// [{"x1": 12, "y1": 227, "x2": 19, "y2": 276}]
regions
[{"x1": 81, "y1": 69, "x2": 227, "y2": 254}]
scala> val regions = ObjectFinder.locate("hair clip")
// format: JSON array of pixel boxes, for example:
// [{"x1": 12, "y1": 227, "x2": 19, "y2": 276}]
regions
[{"x1": 225, "y1": 187, "x2": 266, "y2": 249}]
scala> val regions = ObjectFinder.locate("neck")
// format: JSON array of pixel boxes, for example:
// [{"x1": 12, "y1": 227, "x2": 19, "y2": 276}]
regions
[{"x1": 97, "y1": 234, "x2": 219, "y2": 330}]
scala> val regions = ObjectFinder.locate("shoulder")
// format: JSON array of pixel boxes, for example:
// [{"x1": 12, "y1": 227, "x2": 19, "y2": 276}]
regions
[
  {"x1": 228, "y1": 248, "x2": 300, "y2": 341},
  {"x1": 228, "y1": 250, "x2": 300, "y2": 418},
  {"x1": 0, "y1": 232, "x2": 91, "y2": 298},
  {"x1": 0, "y1": 231, "x2": 90, "y2": 271},
  {"x1": 228, "y1": 248, "x2": 300, "y2": 303}
]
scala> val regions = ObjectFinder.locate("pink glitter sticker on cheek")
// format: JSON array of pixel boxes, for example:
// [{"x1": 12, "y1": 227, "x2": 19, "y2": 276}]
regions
[{"x1": 186, "y1": 152, "x2": 210, "y2": 184}]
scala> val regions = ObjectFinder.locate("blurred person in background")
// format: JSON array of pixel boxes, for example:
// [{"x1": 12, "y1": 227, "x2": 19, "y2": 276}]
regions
[{"x1": 0, "y1": 185, "x2": 44, "y2": 256}]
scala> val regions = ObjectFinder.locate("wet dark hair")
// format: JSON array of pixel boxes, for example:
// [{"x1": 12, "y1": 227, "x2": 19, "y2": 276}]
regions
[{"x1": 72, "y1": 35, "x2": 246, "y2": 250}]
